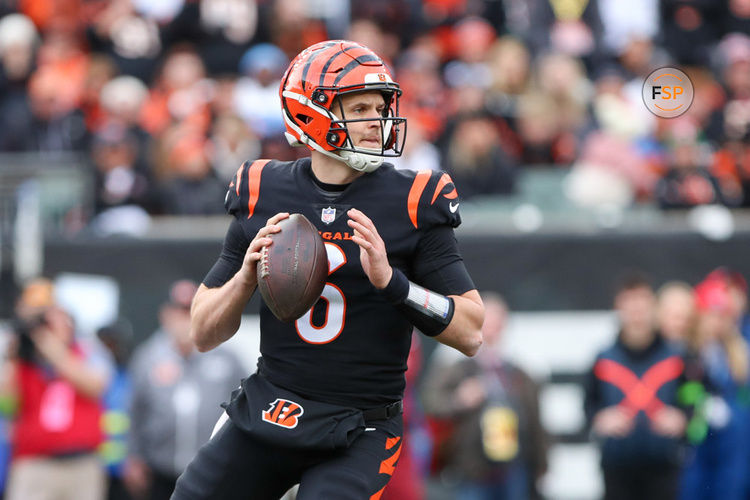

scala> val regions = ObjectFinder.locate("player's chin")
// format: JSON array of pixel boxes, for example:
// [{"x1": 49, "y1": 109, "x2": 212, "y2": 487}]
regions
[{"x1": 358, "y1": 139, "x2": 381, "y2": 149}]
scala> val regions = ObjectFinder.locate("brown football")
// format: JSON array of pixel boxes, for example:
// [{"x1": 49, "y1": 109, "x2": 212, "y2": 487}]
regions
[{"x1": 256, "y1": 213, "x2": 328, "y2": 322}]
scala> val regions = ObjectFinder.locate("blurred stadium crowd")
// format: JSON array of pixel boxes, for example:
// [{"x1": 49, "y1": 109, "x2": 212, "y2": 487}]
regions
[{"x1": 0, "y1": 0, "x2": 750, "y2": 228}]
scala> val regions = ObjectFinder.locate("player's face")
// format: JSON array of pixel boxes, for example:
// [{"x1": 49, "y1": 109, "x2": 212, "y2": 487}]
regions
[{"x1": 337, "y1": 91, "x2": 386, "y2": 149}]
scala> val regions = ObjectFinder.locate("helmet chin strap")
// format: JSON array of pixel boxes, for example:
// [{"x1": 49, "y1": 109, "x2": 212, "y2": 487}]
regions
[{"x1": 338, "y1": 149, "x2": 384, "y2": 173}]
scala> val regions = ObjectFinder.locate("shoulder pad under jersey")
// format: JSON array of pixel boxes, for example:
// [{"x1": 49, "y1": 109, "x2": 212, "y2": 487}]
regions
[{"x1": 404, "y1": 169, "x2": 461, "y2": 230}]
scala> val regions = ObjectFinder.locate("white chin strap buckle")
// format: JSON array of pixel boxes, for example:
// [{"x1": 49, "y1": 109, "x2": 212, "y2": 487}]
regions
[{"x1": 338, "y1": 150, "x2": 384, "y2": 173}]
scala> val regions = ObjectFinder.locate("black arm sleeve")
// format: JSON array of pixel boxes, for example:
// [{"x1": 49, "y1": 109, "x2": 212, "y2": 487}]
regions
[
  {"x1": 411, "y1": 225, "x2": 475, "y2": 296},
  {"x1": 202, "y1": 219, "x2": 250, "y2": 288}
]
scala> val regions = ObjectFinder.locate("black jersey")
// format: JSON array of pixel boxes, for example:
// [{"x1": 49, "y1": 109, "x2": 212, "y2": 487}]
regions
[{"x1": 209, "y1": 157, "x2": 474, "y2": 409}]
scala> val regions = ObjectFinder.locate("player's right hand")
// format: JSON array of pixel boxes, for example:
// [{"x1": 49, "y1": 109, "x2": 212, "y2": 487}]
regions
[{"x1": 238, "y1": 212, "x2": 289, "y2": 287}]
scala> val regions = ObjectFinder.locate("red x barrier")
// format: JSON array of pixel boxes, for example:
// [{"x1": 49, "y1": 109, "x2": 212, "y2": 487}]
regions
[{"x1": 594, "y1": 356, "x2": 684, "y2": 419}]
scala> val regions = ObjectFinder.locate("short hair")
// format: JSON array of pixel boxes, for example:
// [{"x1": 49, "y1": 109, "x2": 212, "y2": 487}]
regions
[{"x1": 614, "y1": 270, "x2": 653, "y2": 295}]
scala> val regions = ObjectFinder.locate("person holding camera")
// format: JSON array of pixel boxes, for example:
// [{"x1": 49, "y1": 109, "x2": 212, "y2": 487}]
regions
[{"x1": 0, "y1": 278, "x2": 112, "y2": 500}]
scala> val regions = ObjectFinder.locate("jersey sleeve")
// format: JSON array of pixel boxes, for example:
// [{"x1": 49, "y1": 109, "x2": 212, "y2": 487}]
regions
[
  {"x1": 225, "y1": 159, "x2": 271, "y2": 219},
  {"x1": 202, "y1": 218, "x2": 250, "y2": 288},
  {"x1": 406, "y1": 170, "x2": 461, "y2": 230},
  {"x1": 411, "y1": 225, "x2": 475, "y2": 296}
]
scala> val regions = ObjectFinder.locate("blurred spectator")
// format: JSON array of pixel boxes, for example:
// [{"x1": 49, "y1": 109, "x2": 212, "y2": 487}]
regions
[
  {"x1": 0, "y1": 13, "x2": 38, "y2": 152},
  {"x1": 209, "y1": 112, "x2": 260, "y2": 182},
  {"x1": 535, "y1": 52, "x2": 592, "y2": 141},
  {"x1": 140, "y1": 46, "x2": 211, "y2": 137},
  {"x1": 156, "y1": 124, "x2": 226, "y2": 215},
  {"x1": 515, "y1": 92, "x2": 567, "y2": 165},
  {"x1": 99, "y1": 74, "x2": 153, "y2": 168},
  {"x1": 422, "y1": 293, "x2": 548, "y2": 500},
  {"x1": 485, "y1": 36, "x2": 532, "y2": 121},
  {"x1": 654, "y1": 121, "x2": 741, "y2": 209},
  {"x1": 712, "y1": 137, "x2": 750, "y2": 207},
  {"x1": 657, "y1": 281, "x2": 696, "y2": 345},
  {"x1": 124, "y1": 280, "x2": 245, "y2": 500},
  {"x1": 0, "y1": 278, "x2": 112, "y2": 500},
  {"x1": 232, "y1": 43, "x2": 288, "y2": 139},
  {"x1": 661, "y1": 0, "x2": 723, "y2": 66},
  {"x1": 97, "y1": 320, "x2": 135, "y2": 500},
  {"x1": 395, "y1": 42, "x2": 447, "y2": 141},
  {"x1": 86, "y1": 0, "x2": 162, "y2": 81},
  {"x1": 99, "y1": 75, "x2": 149, "y2": 135},
  {"x1": 724, "y1": 0, "x2": 750, "y2": 35},
  {"x1": 347, "y1": 18, "x2": 400, "y2": 67},
  {"x1": 90, "y1": 124, "x2": 160, "y2": 216},
  {"x1": 441, "y1": 112, "x2": 517, "y2": 198},
  {"x1": 34, "y1": 26, "x2": 89, "y2": 112},
  {"x1": 584, "y1": 273, "x2": 686, "y2": 500},
  {"x1": 680, "y1": 274, "x2": 750, "y2": 500},
  {"x1": 24, "y1": 61, "x2": 88, "y2": 152},
  {"x1": 528, "y1": 0, "x2": 604, "y2": 65},
  {"x1": 717, "y1": 34, "x2": 750, "y2": 140},
  {"x1": 442, "y1": 17, "x2": 495, "y2": 89},
  {"x1": 161, "y1": 0, "x2": 258, "y2": 75},
  {"x1": 265, "y1": 0, "x2": 328, "y2": 59}
]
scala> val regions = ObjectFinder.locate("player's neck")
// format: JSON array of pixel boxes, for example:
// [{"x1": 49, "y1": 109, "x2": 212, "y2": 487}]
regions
[{"x1": 310, "y1": 152, "x2": 364, "y2": 185}]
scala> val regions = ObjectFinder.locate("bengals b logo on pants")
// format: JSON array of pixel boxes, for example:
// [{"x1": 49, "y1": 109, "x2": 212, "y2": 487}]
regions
[{"x1": 262, "y1": 399, "x2": 304, "y2": 429}]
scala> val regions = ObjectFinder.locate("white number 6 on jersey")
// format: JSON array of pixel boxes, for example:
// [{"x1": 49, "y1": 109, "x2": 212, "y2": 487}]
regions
[{"x1": 295, "y1": 243, "x2": 346, "y2": 344}]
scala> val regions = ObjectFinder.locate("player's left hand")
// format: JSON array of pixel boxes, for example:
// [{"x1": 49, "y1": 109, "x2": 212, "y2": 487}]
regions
[{"x1": 347, "y1": 208, "x2": 392, "y2": 289}]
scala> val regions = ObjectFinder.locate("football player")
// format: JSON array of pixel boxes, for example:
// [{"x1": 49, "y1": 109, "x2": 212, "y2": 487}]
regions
[{"x1": 172, "y1": 40, "x2": 484, "y2": 500}]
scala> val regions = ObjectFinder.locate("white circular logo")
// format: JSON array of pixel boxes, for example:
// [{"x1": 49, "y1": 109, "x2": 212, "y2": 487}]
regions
[{"x1": 642, "y1": 67, "x2": 694, "y2": 118}]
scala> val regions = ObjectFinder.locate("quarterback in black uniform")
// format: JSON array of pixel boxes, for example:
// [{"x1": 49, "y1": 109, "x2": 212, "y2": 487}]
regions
[{"x1": 172, "y1": 40, "x2": 484, "y2": 500}]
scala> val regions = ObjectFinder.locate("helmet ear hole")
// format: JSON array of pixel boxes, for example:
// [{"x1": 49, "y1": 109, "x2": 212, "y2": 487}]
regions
[{"x1": 296, "y1": 114, "x2": 313, "y2": 125}]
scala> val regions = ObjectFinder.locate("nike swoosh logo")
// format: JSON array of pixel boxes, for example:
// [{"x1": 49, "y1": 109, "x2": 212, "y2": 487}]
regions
[{"x1": 449, "y1": 202, "x2": 459, "y2": 213}]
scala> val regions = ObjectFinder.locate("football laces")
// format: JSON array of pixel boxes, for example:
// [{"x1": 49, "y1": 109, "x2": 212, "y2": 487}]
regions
[{"x1": 259, "y1": 245, "x2": 270, "y2": 278}]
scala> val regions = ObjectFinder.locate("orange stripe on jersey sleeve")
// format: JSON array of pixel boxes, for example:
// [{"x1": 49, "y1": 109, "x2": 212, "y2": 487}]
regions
[
  {"x1": 407, "y1": 170, "x2": 432, "y2": 229},
  {"x1": 246, "y1": 159, "x2": 270, "y2": 219},
  {"x1": 234, "y1": 163, "x2": 245, "y2": 195},
  {"x1": 430, "y1": 173, "x2": 457, "y2": 204}
]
